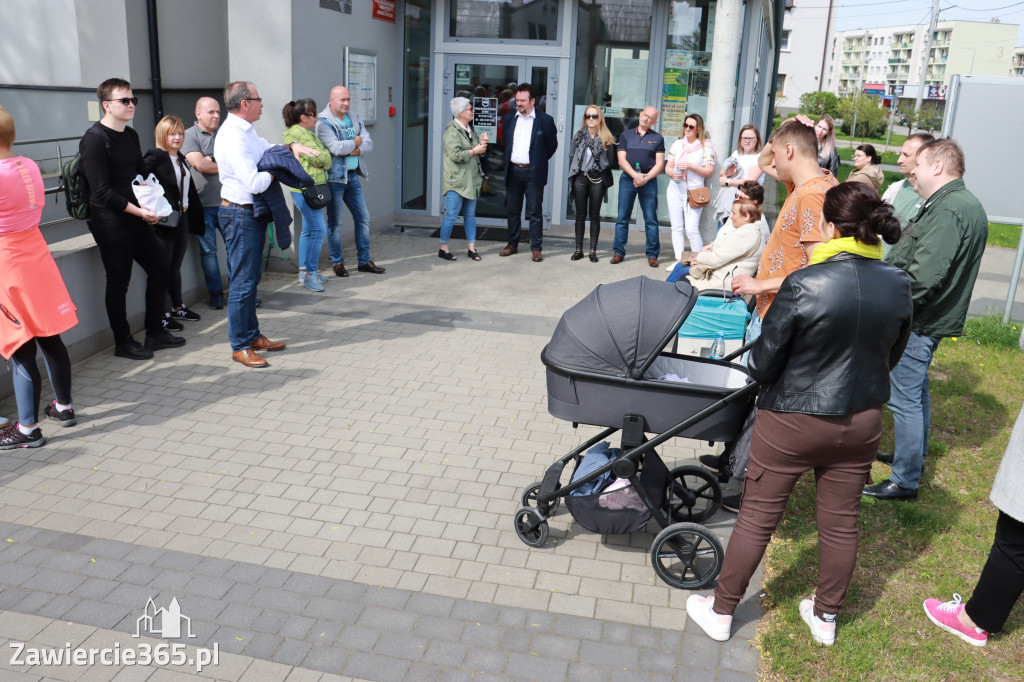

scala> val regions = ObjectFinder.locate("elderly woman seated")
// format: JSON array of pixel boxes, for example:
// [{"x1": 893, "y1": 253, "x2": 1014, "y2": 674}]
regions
[{"x1": 667, "y1": 198, "x2": 766, "y2": 291}]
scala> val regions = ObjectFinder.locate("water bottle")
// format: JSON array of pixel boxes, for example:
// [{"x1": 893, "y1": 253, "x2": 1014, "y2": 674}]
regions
[{"x1": 710, "y1": 333, "x2": 726, "y2": 360}]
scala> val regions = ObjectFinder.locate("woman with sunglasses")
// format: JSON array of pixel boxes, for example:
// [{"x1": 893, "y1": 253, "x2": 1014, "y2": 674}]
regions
[
  {"x1": 282, "y1": 99, "x2": 332, "y2": 290},
  {"x1": 566, "y1": 106, "x2": 616, "y2": 261},
  {"x1": 665, "y1": 113, "x2": 716, "y2": 264}
]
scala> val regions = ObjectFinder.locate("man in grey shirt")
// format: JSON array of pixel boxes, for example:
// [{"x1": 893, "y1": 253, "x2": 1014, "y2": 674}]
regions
[{"x1": 181, "y1": 97, "x2": 226, "y2": 309}]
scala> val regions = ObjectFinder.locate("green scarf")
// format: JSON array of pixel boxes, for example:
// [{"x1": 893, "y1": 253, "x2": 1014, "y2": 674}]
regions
[{"x1": 809, "y1": 236, "x2": 883, "y2": 266}]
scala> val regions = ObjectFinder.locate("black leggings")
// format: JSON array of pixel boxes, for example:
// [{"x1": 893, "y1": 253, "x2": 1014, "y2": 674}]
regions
[
  {"x1": 10, "y1": 335, "x2": 72, "y2": 426},
  {"x1": 154, "y1": 224, "x2": 189, "y2": 309},
  {"x1": 571, "y1": 173, "x2": 603, "y2": 249}
]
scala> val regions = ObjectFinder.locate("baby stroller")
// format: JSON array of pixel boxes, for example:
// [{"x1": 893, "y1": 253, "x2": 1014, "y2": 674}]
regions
[{"x1": 514, "y1": 277, "x2": 758, "y2": 589}]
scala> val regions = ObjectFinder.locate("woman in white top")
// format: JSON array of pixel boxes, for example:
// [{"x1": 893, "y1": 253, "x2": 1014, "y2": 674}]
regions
[
  {"x1": 712, "y1": 125, "x2": 764, "y2": 228},
  {"x1": 665, "y1": 113, "x2": 715, "y2": 263}
]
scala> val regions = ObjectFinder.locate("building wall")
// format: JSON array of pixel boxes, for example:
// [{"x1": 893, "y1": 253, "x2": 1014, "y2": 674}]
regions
[{"x1": 775, "y1": 0, "x2": 837, "y2": 113}]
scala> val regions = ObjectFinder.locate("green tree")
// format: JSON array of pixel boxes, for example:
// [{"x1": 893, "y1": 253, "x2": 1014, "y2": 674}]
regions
[
  {"x1": 799, "y1": 91, "x2": 840, "y2": 119},
  {"x1": 837, "y1": 94, "x2": 888, "y2": 139}
]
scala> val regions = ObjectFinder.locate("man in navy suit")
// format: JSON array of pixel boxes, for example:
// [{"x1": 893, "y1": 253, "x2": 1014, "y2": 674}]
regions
[{"x1": 500, "y1": 83, "x2": 558, "y2": 262}]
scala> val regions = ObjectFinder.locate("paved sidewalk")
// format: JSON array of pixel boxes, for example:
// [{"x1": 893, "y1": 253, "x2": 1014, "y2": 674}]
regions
[{"x1": 0, "y1": 226, "x2": 759, "y2": 680}]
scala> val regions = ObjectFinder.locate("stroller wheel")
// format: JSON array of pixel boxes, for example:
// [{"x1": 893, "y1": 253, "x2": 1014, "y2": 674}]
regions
[
  {"x1": 667, "y1": 465, "x2": 722, "y2": 523},
  {"x1": 514, "y1": 507, "x2": 549, "y2": 547},
  {"x1": 650, "y1": 522, "x2": 724, "y2": 590},
  {"x1": 522, "y1": 481, "x2": 561, "y2": 514}
]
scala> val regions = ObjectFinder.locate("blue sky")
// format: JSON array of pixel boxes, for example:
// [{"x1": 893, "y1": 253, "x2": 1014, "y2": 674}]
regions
[{"x1": 835, "y1": 0, "x2": 1024, "y2": 46}]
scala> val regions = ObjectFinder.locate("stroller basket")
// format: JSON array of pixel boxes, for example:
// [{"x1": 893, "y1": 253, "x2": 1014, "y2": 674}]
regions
[{"x1": 564, "y1": 450, "x2": 668, "y2": 535}]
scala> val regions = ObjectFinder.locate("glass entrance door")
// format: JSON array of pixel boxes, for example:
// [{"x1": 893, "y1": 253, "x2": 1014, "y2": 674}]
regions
[{"x1": 441, "y1": 56, "x2": 558, "y2": 226}]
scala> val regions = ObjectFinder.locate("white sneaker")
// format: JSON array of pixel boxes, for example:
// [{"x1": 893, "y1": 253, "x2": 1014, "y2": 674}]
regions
[
  {"x1": 686, "y1": 594, "x2": 732, "y2": 642},
  {"x1": 297, "y1": 270, "x2": 306, "y2": 285},
  {"x1": 800, "y1": 597, "x2": 836, "y2": 646}
]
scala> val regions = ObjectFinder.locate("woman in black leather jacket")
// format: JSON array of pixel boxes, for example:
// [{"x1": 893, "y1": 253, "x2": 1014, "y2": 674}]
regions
[{"x1": 687, "y1": 181, "x2": 912, "y2": 646}]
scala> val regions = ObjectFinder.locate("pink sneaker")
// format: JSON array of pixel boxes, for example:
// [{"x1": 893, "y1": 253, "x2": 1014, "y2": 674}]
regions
[
  {"x1": 686, "y1": 594, "x2": 732, "y2": 641},
  {"x1": 923, "y1": 594, "x2": 988, "y2": 647}
]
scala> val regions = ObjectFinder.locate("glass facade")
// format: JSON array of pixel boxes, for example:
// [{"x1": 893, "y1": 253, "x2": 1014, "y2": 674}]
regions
[
  {"x1": 402, "y1": 0, "x2": 432, "y2": 209},
  {"x1": 449, "y1": 0, "x2": 560, "y2": 41}
]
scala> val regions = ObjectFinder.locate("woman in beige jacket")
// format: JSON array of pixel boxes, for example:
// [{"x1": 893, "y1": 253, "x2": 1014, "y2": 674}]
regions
[
  {"x1": 684, "y1": 199, "x2": 765, "y2": 292},
  {"x1": 847, "y1": 144, "x2": 884, "y2": 192}
]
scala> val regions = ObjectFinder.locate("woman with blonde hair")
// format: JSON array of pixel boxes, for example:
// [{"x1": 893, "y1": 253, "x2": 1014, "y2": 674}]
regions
[
  {"x1": 665, "y1": 113, "x2": 715, "y2": 262},
  {"x1": 567, "y1": 105, "x2": 616, "y2": 261},
  {"x1": 815, "y1": 115, "x2": 839, "y2": 175},
  {"x1": 143, "y1": 115, "x2": 204, "y2": 330}
]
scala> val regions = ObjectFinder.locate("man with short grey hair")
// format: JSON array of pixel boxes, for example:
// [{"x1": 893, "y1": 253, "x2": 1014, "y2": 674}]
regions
[
  {"x1": 182, "y1": 96, "x2": 225, "y2": 309},
  {"x1": 215, "y1": 80, "x2": 319, "y2": 368}
]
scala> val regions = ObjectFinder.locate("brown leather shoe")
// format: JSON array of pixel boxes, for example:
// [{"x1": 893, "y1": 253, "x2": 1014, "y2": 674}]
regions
[
  {"x1": 532, "y1": 250, "x2": 543, "y2": 262},
  {"x1": 499, "y1": 244, "x2": 518, "y2": 257},
  {"x1": 648, "y1": 257, "x2": 659, "y2": 268},
  {"x1": 232, "y1": 348, "x2": 268, "y2": 368},
  {"x1": 333, "y1": 263, "x2": 349, "y2": 277},
  {"x1": 610, "y1": 254, "x2": 624, "y2": 264},
  {"x1": 250, "y1": 335, "x2": 286, "y2": 352}
]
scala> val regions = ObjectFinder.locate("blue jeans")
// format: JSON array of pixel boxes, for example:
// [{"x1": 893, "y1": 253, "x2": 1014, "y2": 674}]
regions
[
  {"x1": 197, "y1": 206, "x2": 225, "y2": 294},
  {"x1": 612, "y1": 180, "x2": 660, "y2": 258},
  {"x1": 888, "y1": 332, "x2": 941, "y2": 489},
  {"x1": 219, "y1": 205, "x2": 265, "y2": 351},
  {"x1": 292, "y1": 192, "x2": 327, "y2": 273},
  {"x1": 326, "y1": 172, "x2": 371, "y2": 266},
  {"x1": 440, "y1": 191, "x2": 477, "y2": 244},
  {"x1": 666, "y1": 263, "x2": 691, "y2": 283}
]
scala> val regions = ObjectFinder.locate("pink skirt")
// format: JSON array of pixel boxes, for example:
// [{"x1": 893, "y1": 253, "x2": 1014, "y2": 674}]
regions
[{"x1": 0, "y1": 227, "x2": 78, "y2": 359}]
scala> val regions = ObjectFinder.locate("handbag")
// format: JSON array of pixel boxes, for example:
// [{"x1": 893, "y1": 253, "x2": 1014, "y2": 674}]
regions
[
  {"x1": 687, "y1": 186, "x2": 711, "y2": 208},
  {"x1": 301, "y1": 183, "x2": 332, "y2": 209}
]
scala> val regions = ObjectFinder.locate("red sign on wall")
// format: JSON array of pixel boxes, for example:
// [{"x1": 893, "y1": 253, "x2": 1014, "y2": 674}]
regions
[{"x1": 372, "y1": 0, "x2": 395, "y2": 23}]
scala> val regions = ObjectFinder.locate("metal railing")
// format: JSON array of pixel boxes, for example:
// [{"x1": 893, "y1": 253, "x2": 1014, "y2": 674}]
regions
[{"x1": 12, "y1": 135, "x2": 82, "y2": 228}]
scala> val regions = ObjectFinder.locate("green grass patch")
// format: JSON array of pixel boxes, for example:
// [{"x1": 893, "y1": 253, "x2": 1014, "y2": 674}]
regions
[
  {"x1": 988, "y1": 223, "x2": 1022, "y2": 249},
  {"x1": 757, "y1": 318, "x2": 1024, "y2": 681},
  {"x1": 836, "y1": 132, "x2": 907, "y2": 149}
]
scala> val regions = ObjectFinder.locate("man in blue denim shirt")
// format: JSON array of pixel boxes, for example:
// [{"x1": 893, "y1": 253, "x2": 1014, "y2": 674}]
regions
[{"x1": 316, "y1": 86, "x2": 385, "y2": 278}]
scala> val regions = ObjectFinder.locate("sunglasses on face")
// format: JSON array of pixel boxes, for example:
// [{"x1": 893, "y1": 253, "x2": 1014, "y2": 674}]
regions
[
  {"x1": 684, "y1": 123, "x2": 696, "y2": 130},
  {"x1": 106, "y1": 97, "x2": 138, "y2": 106},
  {"x1": 585, "y1": 113, "x2": 599, "y2": 119}
]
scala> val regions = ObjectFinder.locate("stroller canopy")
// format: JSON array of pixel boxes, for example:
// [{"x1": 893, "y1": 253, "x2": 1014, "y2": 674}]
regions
[{"x1": 543, "y1": 277, "x2": 696, "y2": 379}]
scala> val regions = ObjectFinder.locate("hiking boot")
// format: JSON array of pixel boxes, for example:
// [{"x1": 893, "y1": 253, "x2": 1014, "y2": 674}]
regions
[
  {"x1": 44, "y1": 402, "x2": 77, "y2": 427},
  {"x1": 800, "y1": 597, "x2": 837, "y2": 646},
  {"x1": 923, "y1": 594, "x2": 988, "y2": 647}
]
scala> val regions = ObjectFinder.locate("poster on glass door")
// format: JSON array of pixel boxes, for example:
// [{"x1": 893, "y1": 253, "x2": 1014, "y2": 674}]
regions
[{"x1": 473, "y1": 97, "x2": 499, "y2": 142}]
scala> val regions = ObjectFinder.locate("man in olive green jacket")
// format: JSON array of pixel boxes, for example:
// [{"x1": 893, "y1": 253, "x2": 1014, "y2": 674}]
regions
[{"x1": 864, "y1": 138, "x2": 988, "y2": 501}]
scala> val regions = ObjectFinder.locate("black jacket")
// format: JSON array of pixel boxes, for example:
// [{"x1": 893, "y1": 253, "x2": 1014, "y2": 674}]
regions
[
  {"x1": 253, "y1": 145, "x2": 314, "y2": 251},
  {"x1": 142, "y1": 149, "x2": 204, "y2": 236},
  {"x1": 749, "y1": 252, "x2": 912, "y2": 416},
  {"x1": 501, "y1": 109, "x2": 558, "y2": 188}
]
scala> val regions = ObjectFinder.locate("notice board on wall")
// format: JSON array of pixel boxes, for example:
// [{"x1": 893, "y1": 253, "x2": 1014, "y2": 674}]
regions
[{"x1": 345, "y1": 47, "x2": 377, "y2": 125}]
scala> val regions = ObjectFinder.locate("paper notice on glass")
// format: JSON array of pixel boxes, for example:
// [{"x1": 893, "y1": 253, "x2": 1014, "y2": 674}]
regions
[
  {"x1": 611, "y1": 58, "x2": 648, "y2": 109},
  {"x1": 664, "y1": 50, "x2": 692, "y2": 70},
  {"x1": 663, "y1": 68, "x2": 688, "y2": 102},
  {"x1": 347, "y1": 53, "x2": 377, "y2": 123},
  {"x1": 473, "y1": 97, "x2": 499, "y2": 142},
  {"x1": 660, "y1": 101, "x2": 689, "y2": 147}
]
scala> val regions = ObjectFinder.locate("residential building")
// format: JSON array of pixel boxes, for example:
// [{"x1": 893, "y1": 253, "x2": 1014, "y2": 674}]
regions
[
  {"x1": 1011, "y1": 47, "x2": 1024, "y2": 76},
  {"x1": 775, "y1": 0, "x2": 839, "y2": 114},
  {"x1": 826, "y1": 20, "x2": 1017, "y2": 102}
]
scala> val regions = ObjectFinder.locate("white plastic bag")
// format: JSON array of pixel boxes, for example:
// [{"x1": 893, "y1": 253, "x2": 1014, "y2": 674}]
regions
[{"x1": 131, "y1": 174, "x2": 172, "y2": 217}]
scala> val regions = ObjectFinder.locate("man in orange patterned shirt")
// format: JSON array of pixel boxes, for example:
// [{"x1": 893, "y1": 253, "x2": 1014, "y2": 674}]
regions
[{"x1": 732, "y1": 115, "x2": 838, "y2": 342}]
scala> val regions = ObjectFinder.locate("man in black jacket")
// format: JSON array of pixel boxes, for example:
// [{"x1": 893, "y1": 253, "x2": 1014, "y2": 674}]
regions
[
  {"x1": 500, "y1": 83, "x2": 558, "y2": 262},
  {"x1": 79, "y1": 78, "x2": 185, "y2": 360}
]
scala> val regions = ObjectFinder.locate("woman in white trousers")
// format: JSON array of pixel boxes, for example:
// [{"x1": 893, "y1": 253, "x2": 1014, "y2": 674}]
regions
[{"x1": 665, "y1": 113, "x2": 715, "y2": 266}]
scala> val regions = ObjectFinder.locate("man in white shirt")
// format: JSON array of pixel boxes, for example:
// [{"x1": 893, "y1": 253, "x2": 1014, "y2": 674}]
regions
[
  {"x1": 215, "y1": 80, "x2": 318, "y2": 368},
  {"x1": 499, "y1": 83, "x2": 558, "y2": 261}
]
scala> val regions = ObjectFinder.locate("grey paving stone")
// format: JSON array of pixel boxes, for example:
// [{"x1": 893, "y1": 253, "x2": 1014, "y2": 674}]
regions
[
  {"x1": 326, "y1": 581, "x2": 369, "y2": 602},
  {"x1": 301, "y1": 644, "x2": 350, "y2": 674},
  {"x1": 343, "y1": 651, "x2": 411, "y2": 682},
  {"x1": 283, "y1": 572, "x2": 335, "y2": 597},
  {"x1": 123, "y1": 545, "x2": 167, "y2": 565},
  {"x1": 36, "y1": 594, "x2": 80, "y2": 619},
  {"x1": 568, "y1": 662, "x2": 613, "y2": 682},
  {"x1": 187, "y1": 574, "x2": 234, "y2": 599},
  {"x1": 118, "y1": 564, "x2": 163, "y2": 586},
  {"x1": 213, "y1": 625, "x2": 258, "y2": 654},
  {"x1": 79, "y1": 539, "x2": 132, "y2": 560},
  {"x1": 360, "y1": 586, "x2": 411, "y2": 609},
  {"x1": 464, "y1": 648, "x2": 508, "y2": 675},
  {"x1": 499, "y1": 628, "x2": 531, "y2": 653},
  {"x1": 555, "y1": 613, "x2": 604, "y2": 641},
  {"x1": 373, "y1": 631, "x2": 428, "y2": 662},
  {"x1": 410, "y1": 614, "x2": 464, "y2": 642},
  {"x1": 579, "y1": 640, "x2": 640, "y2": 669},
  {"x1": 640, "y1": 649, "x2": 679, "y2": 674},
  {"x1": 527, "y1": 632, "x2": 581, "y2": 660},
  {"x1": 242, "y1": 632, "x2": 284, "y2": 659},
  {"x1": 437, "y1": 669, "x2": 474, "y2": 682},
  {"x1": 450, "y1": 600, "x2": 500, "y2": 624},
  {"x1": 677, "y1": 633, "x2": 721, "y2": 671},
  {"x1": 420, "y1": 640, "x2": 468, "y2": 667},
  {"x1": 79, "y1": 557, "x2": 130, "y2": 580},
  {"x1": 631, "y1": 625, "x2": 662, "y2": 650},
  {"x1": 105, "y1": 583, "x2": 160, "y2": 608},
  {"x1": 25, "y1": 529, "x2": 67, "y2": 547},
  {"x1": 19, "y1": 547, "x2": 58, "y2": 567},
  {"x1": 602, "y1": 621, "x2": 633, "y2": 646},
  {"x1": 39, "y1": 551, "x2": 93, "y2": 572},
  {"x1": 218, "y1": 602, "x2": 263, "y2": 629},
  {"x1": 178, "y1": 597, "x2": 227, "y2": 622},
  {"x1": 62, "y1": 599, "x2": 131, "y2": 628},
  {"x1": 15, "y1": 590, "x2": 54, "y2": 613},
  {"x1": 308, "y1": 618, "x2": 346, "y2": 646},
  {"x1": 506, "y1": 652, "x2": 569, "y2": 681},
  {"x1": 459, "y1": 622, "x2": 503, "y2": 649},
  {"x1": 278, "y1": 614, "x2": 317, "y2": 640},
  {"x1": 155, "y1": 549, "x2": 204, "y2": 571},
  {"x1": 271, "y1": 638, "x2": 313, "y2": 666},
  {"x1": 223, "y1": 582, "x2": 260, "y2": 604},
  {"x1": 720, "y1": 639, "x2": 758, "y2": 674},
  {"x1": 405, "y1": 592, "x2": 455, "y2": 617},
  {"x1": 356, "y1": 606, "x2": 417, "y2": 634},
  {"x1": 149, "y1": 569, "x2": 192, "y2": 591},
  {"x1": 716, "y1": 669, "x2": 758, "y2": 682},
  {"x1": 194, "y1": 556, "x2": 236, "y2": 577},
  {"x1": 335, "y1": 625, "x2": 381, "y2": 653},
  {"x1": 258, "y1": 567, "x2": 294, "y2": 588},
  {"x1": 70, "y1": 577, "x2": 118, "y2": 603},
  {"x1": 0, "y1": 563, "x2": 37, "y2": 586},
  {"x1": 250, "y1": 587, "x2": 310, "y2": 614},
  {"x1": 225, "y1": 562, "x2": 268, "y2": 584},
  {"x1": 0, "y1": 587, "x2": 31, "y2": 610},
  {"x1": 406, "y1": 662, "x2": 443, "y2": 681},
  {"x1": 46, "y1": 533, "x2": 93, "y2": 553},
  {"x1": 251, "y1": 608, "x2": 290, "y2": 635},
  {"x1": 497, "y1": 606, "x2": 529, "y2": 629},
  {"x1": 672, "y1": 669, "x2": 718, "y2": 682},
  {"x1": 302, "y1": 597, "x2": 362, "y2": 624}
]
